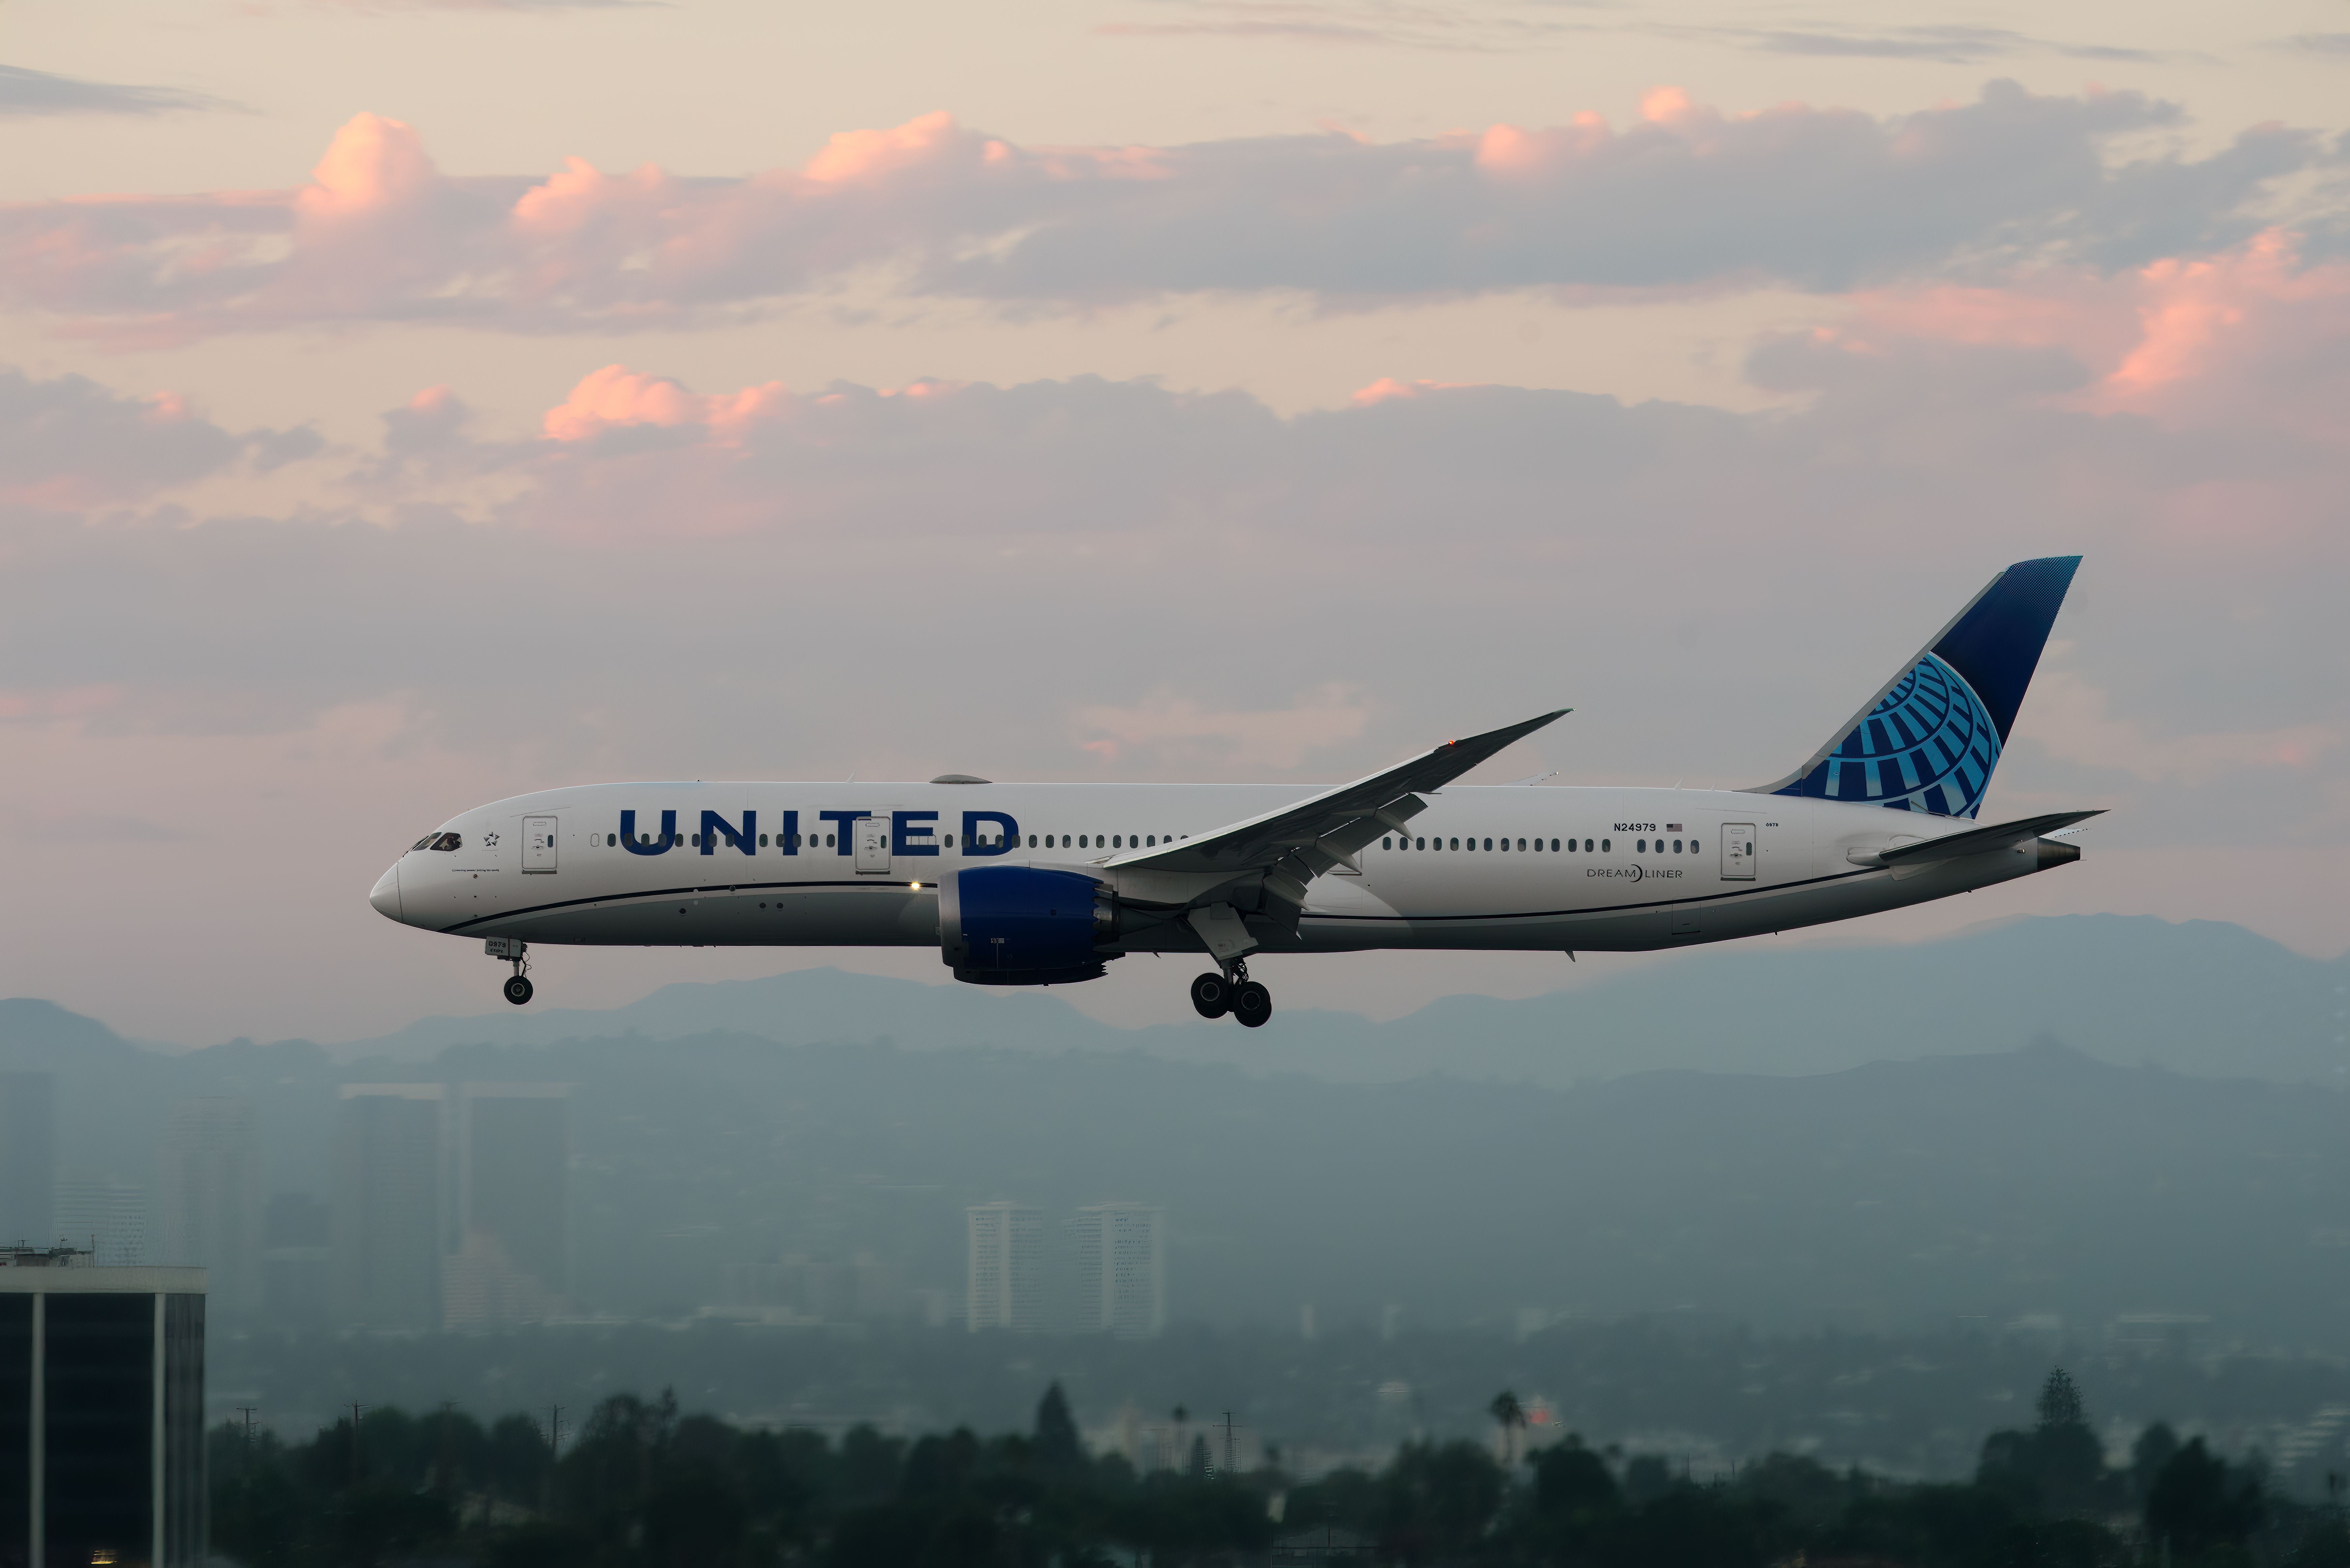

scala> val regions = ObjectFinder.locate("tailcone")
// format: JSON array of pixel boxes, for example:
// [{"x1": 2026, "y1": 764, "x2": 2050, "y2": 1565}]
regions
[{"x1": 2036, "y1": 837, "x2": 2081, "y2": 870}]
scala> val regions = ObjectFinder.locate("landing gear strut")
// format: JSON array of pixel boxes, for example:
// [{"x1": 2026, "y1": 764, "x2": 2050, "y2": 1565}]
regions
[
  {"x1": 1192, "y1": 957, "x2": 1272, "y2": 1027},
  {"x1": 487, "y1": 938, "x2": 533, "y2": 1006}
]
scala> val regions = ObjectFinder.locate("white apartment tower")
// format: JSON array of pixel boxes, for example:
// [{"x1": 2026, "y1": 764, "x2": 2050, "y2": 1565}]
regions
[
  {"x1": 965, "y1": 1202, "x2": 1046, "y2": 1333},
  {"x1": 1069, "y1": 1202, "x2": 1166, "y2": 1340}
]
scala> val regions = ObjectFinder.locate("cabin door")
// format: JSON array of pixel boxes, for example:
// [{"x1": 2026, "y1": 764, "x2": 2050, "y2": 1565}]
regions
[
  {"x1": 1721, "y1": 823, "x2": 1755, "y2": 880},
  {"x1": 523, "y1": 815, "x2": 558, "y2": 874},
  {"x1": 853, "y1": 814, "x2": 892, "y2": 875}
]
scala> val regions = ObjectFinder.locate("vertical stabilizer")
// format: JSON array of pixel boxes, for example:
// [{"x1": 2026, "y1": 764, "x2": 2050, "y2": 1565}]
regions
[{"x1": 1751, "y1": 556, "x2": 2080, "y2": 818}]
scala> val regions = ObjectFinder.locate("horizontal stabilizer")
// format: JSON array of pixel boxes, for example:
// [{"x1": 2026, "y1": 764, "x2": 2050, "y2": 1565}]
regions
[{"x1": 1875, "y1": 810, "x2": 2105, "y2": 867}]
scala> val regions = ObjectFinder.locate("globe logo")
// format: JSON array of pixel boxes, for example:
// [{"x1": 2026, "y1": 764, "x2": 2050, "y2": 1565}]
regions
[{"x1": 1820, "y1": 653, "x2": 2000, "y2": 817}]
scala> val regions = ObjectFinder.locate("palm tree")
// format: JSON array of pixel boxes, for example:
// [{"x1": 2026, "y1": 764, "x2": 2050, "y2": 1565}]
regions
[{"x1": 1490, "y1": 1390, "x2": 1527, "y2": 1467}]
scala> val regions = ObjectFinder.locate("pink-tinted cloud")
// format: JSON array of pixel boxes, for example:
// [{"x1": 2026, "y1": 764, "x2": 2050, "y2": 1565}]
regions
[
  {"x1": 0, "y1": 85, "x2": 2317, "y2": 341},
  {"x1": 541, "y1": 364, "x2": 792, "y2": 441},
  {"x1": 1825, "y1": 229, "x2": 2350, "y2": 441},
  {"x1": 0, "y1": 365, "x2": 262, "y2": 506}
]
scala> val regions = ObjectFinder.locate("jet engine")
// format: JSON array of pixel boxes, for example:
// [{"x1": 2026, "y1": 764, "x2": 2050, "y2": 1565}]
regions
[{"x1": 940, "y1": 866, "x2": 1118, "y2": 985}]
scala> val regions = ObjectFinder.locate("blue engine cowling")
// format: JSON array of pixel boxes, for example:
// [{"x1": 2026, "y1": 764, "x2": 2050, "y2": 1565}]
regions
[{"x1": 941, "y1": 866, "x2": 1117, "y2": 986}]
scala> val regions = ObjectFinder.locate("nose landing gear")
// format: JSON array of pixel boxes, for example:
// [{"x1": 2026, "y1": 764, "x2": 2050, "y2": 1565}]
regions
[
  {"x1": 487, "y1": 937, "x2": 533, "y2": 1005},
  {"x1": 1191, "y1": 959, "x2": 1271, "y2": 1027}
]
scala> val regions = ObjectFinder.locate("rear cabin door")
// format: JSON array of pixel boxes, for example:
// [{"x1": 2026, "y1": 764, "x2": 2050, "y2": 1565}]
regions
[
  {"x1": 854, "y1": 814, "x2": 891, "y2": 875},
  {"x1": 523, "y1": 815, "x2": 558, "y2": 874},
  {"x1": 1721, "y1": 823, "x2": 1756, "y2": 881}
]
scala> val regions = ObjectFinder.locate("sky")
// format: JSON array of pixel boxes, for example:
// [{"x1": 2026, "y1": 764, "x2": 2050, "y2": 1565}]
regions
[{"x1": 1, "y1": 0, "x2": 2345, "y2": 1047}]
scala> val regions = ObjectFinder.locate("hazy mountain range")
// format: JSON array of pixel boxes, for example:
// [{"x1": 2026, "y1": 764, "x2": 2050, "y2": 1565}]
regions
[
  {"x1": 327, "y1": 913, "x2": 2350, "y2": 1086},
  {"x1": 5, "y1": 914, "x2": 2348, "y2": 1347}
]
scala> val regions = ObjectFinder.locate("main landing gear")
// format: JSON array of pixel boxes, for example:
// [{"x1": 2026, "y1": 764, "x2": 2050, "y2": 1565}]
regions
[
  {"x1": 487, "y1": 937, "x2": 533, "y2": 1006},
  {"x1": 1191, "y1": 960, "x2": 1271, "y2": 1028}
]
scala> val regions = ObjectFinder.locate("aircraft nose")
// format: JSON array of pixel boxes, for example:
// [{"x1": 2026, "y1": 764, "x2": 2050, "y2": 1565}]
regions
[{"x1": 369, "y1": 863, "x2": 404, "y2": 923}]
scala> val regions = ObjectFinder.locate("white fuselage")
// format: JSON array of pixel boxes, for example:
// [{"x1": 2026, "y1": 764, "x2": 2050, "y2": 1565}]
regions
[{"x1": 369, "y1": 781, "x2": 2053, "y2": 958}]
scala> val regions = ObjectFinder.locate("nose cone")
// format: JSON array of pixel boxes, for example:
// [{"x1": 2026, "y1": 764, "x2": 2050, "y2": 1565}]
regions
[{"x1": 369, "y1": 863, "x2": 404, "y2": 923}]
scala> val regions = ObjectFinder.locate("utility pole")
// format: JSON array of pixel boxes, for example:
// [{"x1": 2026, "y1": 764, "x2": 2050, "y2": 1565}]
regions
[
  {"x1": 1222, "y1": 1411, "x2": 1236, "y2": 1477},
  {"x1": 435, "y1": 1400, "x2": 457, "y2": 1499},
  {"x1": 542, "y1": 1403, "x2": 566, "y2": 1519},
  {"x1": 235, "y1": 1406, "x2": 259, "y2": 1475},
  {"x1": 348, "y1": 1404, "x2": 367, "y2": 1490}
]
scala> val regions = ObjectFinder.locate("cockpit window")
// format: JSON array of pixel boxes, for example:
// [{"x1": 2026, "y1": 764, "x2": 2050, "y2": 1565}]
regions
[
  {"x1": 412, "y1": 835, "x2": 437, "y2": 852},
  {"x1": 429, "y1": 832, "x2": 462, "y2": 851}
]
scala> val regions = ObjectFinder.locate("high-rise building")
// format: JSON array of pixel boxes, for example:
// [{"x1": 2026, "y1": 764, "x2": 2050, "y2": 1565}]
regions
[
  {"x1": 331, "y1": 1085, "x2": 444, "y2": 1330},
  {"x1": 1068, "y1": 1203, "x2": 1166, "y2": 1340},
  {"x1": 157, "y1": 1096, "x2": 262, "y2": 1315},
  {"x1": 0, "y1": 1246, "x2": 207, "y2": 1568},
  {"x1": 53, "y1": 1178, "x2": 150, "y2": 1267},
  {"x1": 261, "y1": 1192, "x2": 331, "y2": 1327},
  {"x1": 451, "y1": 1084, "x2": 567, "y2": 1328},
  {"x1": 0, "y1": 1073, "x2": 55, "y2": 1246},
  {"x1": 966, "y1": 1202, "x2": 1046, "y2": 1333}
]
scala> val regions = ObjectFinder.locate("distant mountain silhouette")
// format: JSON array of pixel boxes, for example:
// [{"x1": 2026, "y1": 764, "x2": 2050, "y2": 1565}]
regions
[
  {"x1": 322, "y1": 914, "x2": 2350, "y2": 1086},
  {"x1": 4, "y1": 913, "x2": 2345, "y2": 1345}
]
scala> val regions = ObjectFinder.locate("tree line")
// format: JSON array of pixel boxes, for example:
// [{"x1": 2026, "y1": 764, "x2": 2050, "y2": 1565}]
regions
[{"x1": 209, "y1": 1369, "x2": 2350, "y2": 1567}]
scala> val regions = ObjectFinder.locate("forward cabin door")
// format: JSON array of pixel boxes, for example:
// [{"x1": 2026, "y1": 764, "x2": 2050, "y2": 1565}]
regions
[
  {"x1": 523, "y1": 815, "x2": 558, "y2": 874},
  {"x1": 1721, "y1": 823, "x2": 1756, "y2": 881},
  {"x1": 854, "y1": 814, "x2": 891, "y2": 876}
]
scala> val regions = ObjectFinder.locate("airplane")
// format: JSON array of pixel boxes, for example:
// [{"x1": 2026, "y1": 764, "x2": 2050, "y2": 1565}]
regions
[{"x1": 370, "y1": 556, "x2": 2096, "y2": 1028}]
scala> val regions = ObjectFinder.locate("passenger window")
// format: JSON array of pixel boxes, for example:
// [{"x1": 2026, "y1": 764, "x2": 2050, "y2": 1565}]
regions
[
  {"x1": 1552, "y1": 839, "x2": 1561, "y2": 852},
  {"x1": 607, "y1": 834, "x2": 617, "y2": 847},
  {"x1": 1691, "y1": 839, "x2": 1700, "y2": 853},
  {"x1": 1601, "y1": 838, "x2": 1610, "y2": 852},
  {"x1": 1449, "y1": 838, "x2": 1459, "y2": 850},
  {"x1": 1674, "y1": 839, "x2": 1683, "y2": 853},
  {"x1": 1028, "y1": 835, "x2": 1037, "y2": 847},
  {"x1": 1481, "y1": 838, "x2": 1491, "y2": 851},
  {"x1": 826, "y1": 833, "x2": 835, "y2": 847},
  {"x1": 1517, "y1": 838, "x2": 1526, "y2": 851},
  {"x1": 1637, "y1": 839, "x2": 1647, "y2": 853}
]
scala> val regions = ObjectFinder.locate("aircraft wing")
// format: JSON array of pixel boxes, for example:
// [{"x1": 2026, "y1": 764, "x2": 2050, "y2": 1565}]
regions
[
  {"x1": 1874, "y1": 809, "x2": 2105, "y2": 866},
  {"x1": 1105, "y1": 709, "x2": 1568, "y2": 907}
]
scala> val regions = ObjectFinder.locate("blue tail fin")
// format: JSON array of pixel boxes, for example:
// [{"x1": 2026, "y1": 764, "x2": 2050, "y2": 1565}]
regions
[{"x1": 1754, "y1": 556, "x2": 2080, "y2": 818}]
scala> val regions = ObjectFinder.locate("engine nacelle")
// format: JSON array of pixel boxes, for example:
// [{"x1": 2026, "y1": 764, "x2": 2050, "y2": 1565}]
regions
[{"x1": 940, "y1": 866, "x2": 1117, "y2": 986}]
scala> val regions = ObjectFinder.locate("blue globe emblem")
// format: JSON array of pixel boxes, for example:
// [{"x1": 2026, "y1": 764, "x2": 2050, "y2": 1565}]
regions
[{"x1": 1821, "y1": 653, "x2": 2000, "y2": 817}]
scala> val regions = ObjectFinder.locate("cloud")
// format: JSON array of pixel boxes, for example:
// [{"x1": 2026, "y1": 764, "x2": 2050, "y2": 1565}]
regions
[
  {"x1": 1822, "y1": 230, "x2": 2350, "y2": 442},
  {"x1": 0, "y1": 86, "x2": 2319, "y2": 340},
  {"x1": 1708, "y1": 24, "x2": 2160, "y2": 64},
  {"x1": 0, "y1": 63, "x2": 227, "y2": 116},
  {"x1": 0, "y1": 366, "x2": 257, "y2": 506}
]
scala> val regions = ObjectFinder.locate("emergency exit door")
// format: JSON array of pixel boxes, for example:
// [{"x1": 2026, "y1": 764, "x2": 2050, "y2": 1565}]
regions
[
  {"x1": 854, "y1": 815, "x2": 891, "y2": 875},
  {"x1": 523, "y1": 815, "x2": 558, "y2": 873},
  {"x1": 1721, "y1": 823, "x2": 1755, "y2": 880}
]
